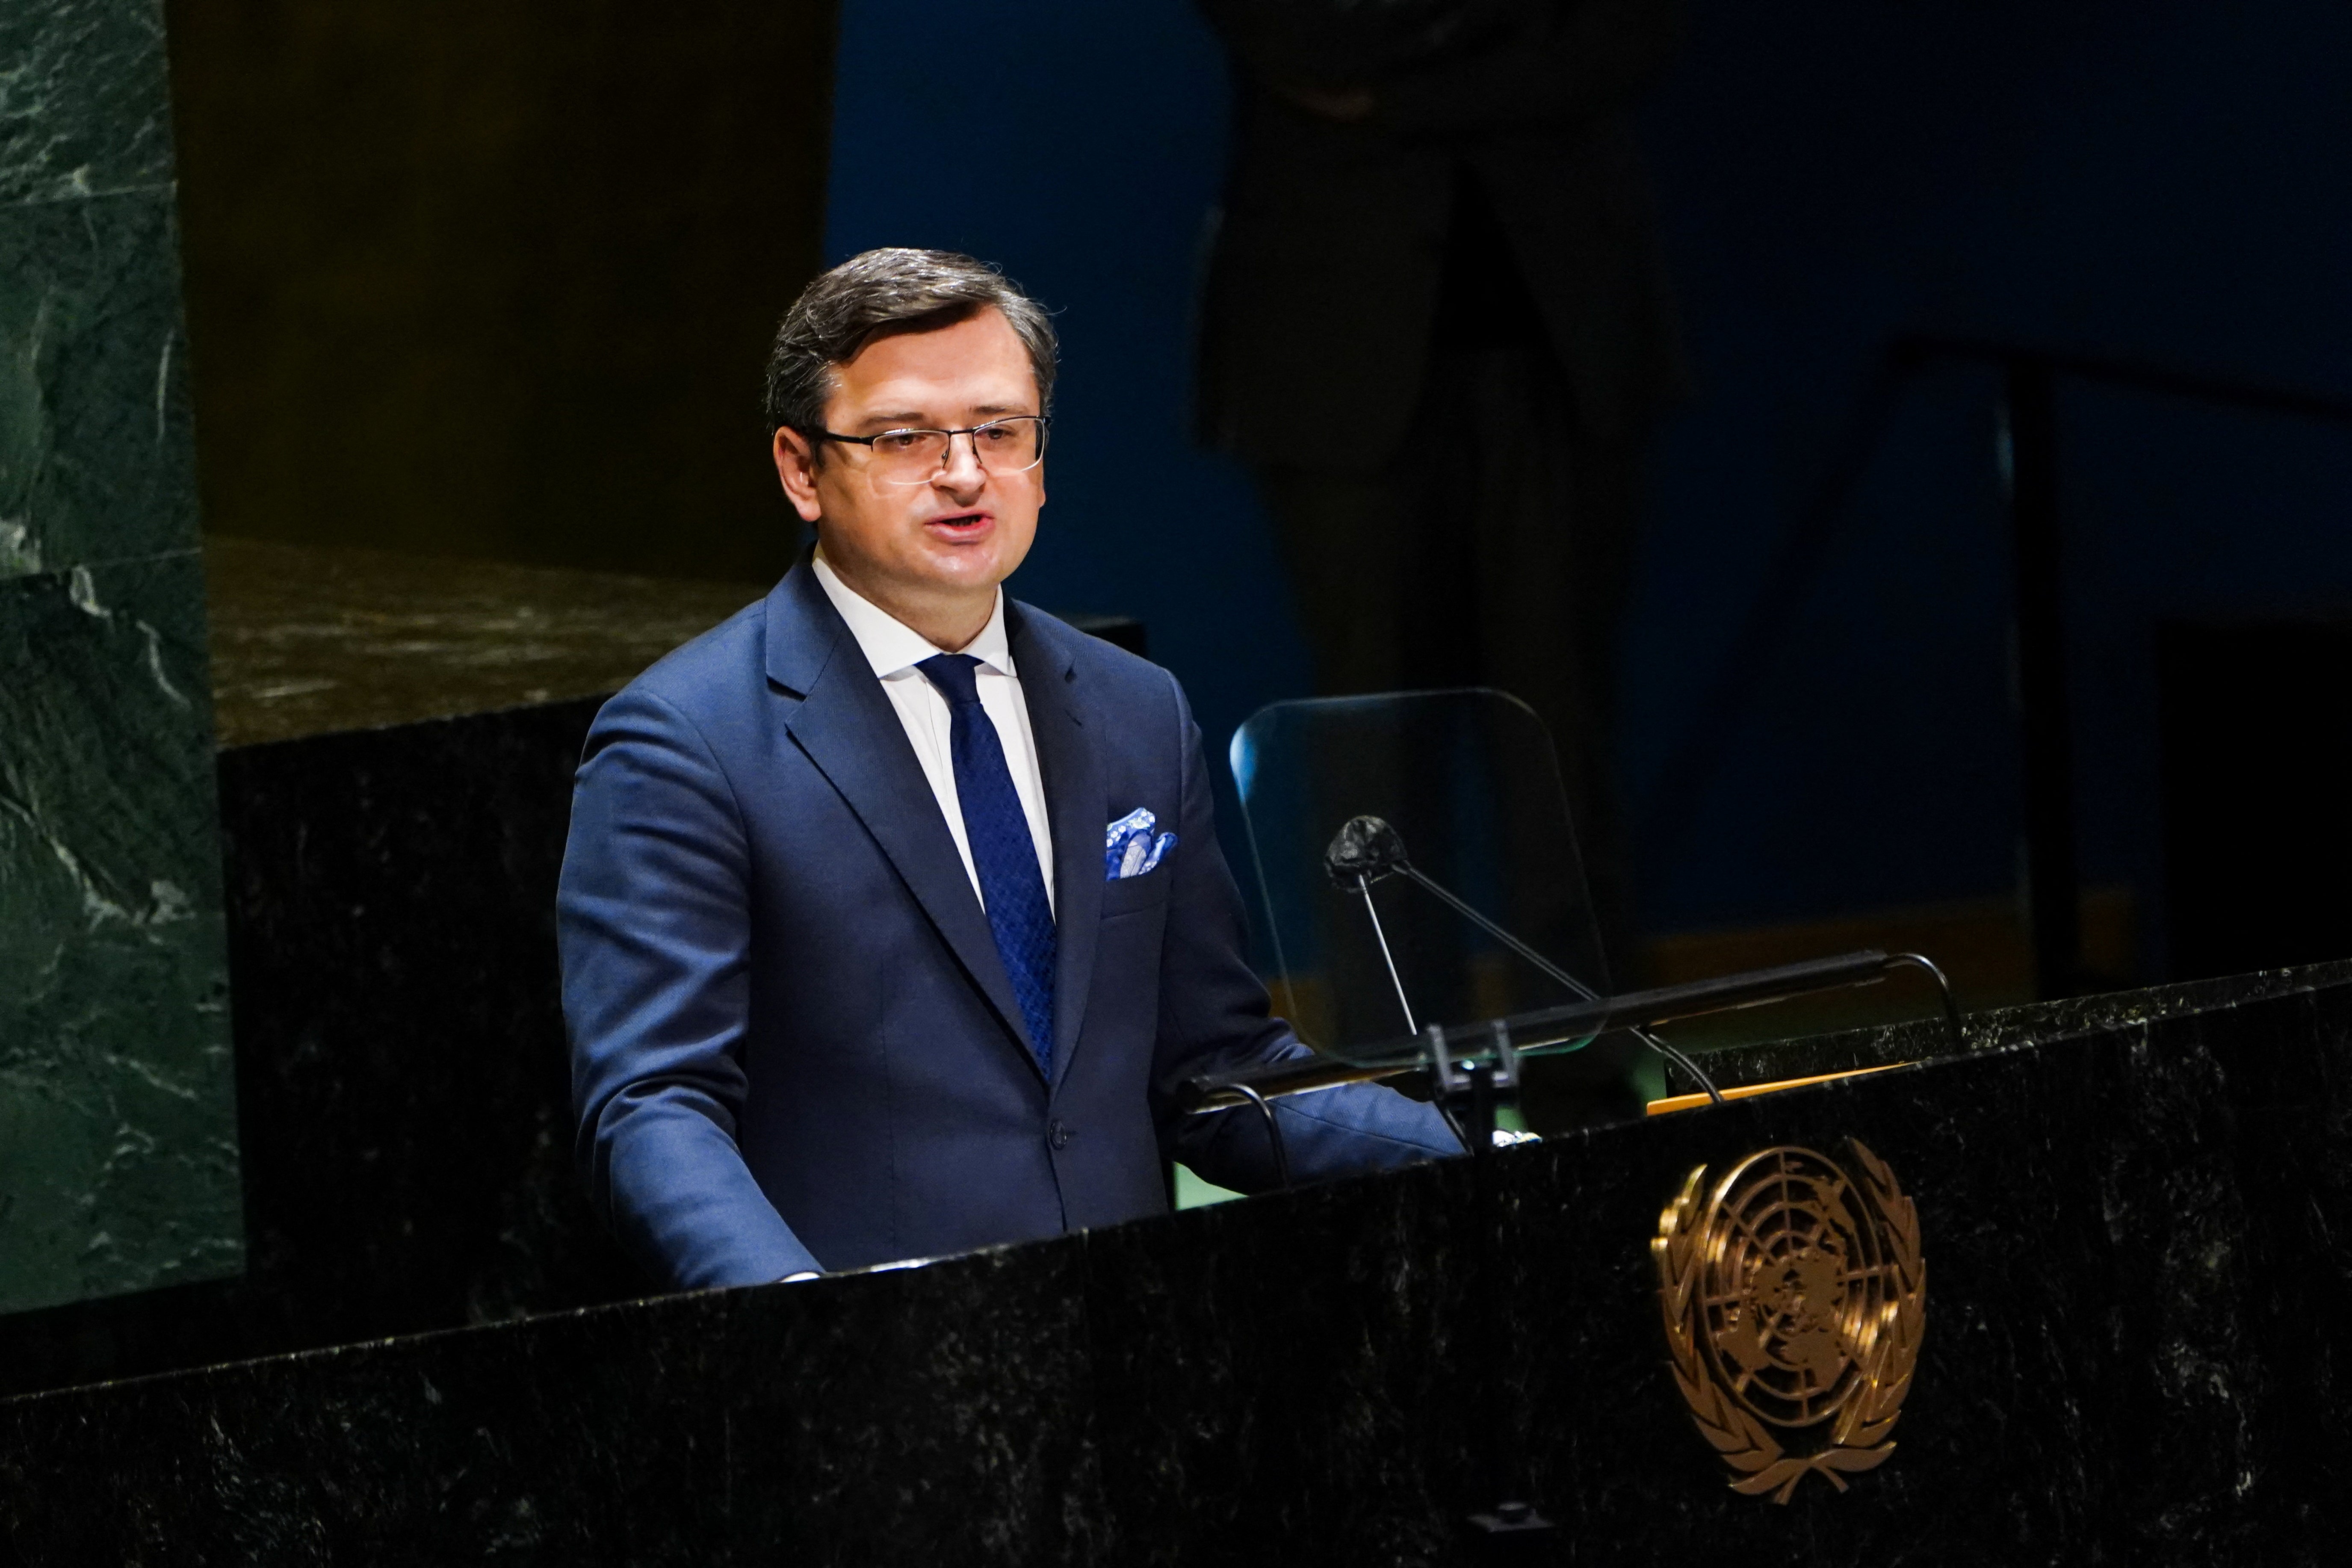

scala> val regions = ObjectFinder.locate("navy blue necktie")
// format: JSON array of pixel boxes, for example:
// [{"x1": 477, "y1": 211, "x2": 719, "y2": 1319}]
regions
[{"x1": 917, "y1": 654, "x2": 1056, "y2": 1077}]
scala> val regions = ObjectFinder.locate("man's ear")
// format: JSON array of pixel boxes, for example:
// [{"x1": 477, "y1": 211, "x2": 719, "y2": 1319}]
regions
[{"x1": 772, "y1": 428, "x2": 825, "y2": 524}]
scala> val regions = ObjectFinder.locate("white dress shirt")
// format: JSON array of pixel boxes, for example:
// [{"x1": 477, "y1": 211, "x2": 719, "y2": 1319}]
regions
[{"x1": 811, "y1": 552, "x2": 1056, "y2": 914}]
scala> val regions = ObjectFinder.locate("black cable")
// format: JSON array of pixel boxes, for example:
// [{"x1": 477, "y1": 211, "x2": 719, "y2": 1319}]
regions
[
  {"x1": 1641, "y1": 1029, "x2": 1726, "y2": 1106},
  {"x1": 1885, "y1": 951, "x2": 1966, "y2": 1052},
  {"x1": 1229, "y1": 1083, "x2": 1291, "y2": 1191},
  {"x1": 1432, "y1": 1097, "x2": 1472, "y2": 1154}
]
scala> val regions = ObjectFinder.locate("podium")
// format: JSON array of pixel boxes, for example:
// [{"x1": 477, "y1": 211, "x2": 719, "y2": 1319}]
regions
[{"x1": 7, "y1": 960, "x2": 2349, "y2": 1561}]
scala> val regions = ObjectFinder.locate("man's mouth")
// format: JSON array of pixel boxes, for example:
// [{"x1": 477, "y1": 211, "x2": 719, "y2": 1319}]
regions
[{"x1": 924, "y1": 511, "x2": 992, "y2": 540}]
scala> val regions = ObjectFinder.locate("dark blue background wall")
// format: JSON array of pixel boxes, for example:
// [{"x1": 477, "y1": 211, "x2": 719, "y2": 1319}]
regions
[
  {"x1": 822, "y1": 0, "x2": 1304, "y2": 768},
  {"x1": 824, "y1": 0, "x2": 2352, "y2": 967},
  {"x1": 1627, "y1": 0, "x2": 2352, "y2": 968}
]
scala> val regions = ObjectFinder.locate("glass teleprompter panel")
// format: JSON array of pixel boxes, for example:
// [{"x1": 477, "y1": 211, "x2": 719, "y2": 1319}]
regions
[{"x1": 1229, "y1": 689, "x2": 1608, "y2": 1070}]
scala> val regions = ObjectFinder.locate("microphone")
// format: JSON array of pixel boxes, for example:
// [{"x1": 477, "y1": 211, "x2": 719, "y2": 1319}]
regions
[{"x1": 1323, "y1": 814, "x2": 1409, "y2": 889}]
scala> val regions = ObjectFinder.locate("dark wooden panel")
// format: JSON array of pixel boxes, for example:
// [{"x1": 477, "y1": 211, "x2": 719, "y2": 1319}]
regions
[{"x1": 165, "y1": 0, "x2": 837, "y2": 582}]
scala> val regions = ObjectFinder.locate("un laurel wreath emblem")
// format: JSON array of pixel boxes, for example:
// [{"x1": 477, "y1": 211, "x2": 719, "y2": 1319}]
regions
[{"x1": 1651, "y1": 1140, "x2": 1927, "y2": 1503}]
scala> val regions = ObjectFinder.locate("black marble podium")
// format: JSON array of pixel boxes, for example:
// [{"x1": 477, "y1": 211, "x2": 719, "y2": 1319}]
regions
[{"x1": 6, "y1": 962, "x2": 2349, "y2": 1562}]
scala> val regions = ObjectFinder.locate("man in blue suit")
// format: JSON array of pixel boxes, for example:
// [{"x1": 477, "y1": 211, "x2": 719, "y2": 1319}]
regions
[{"x1": 559, "y1": 248, "x2": 1461, "y2": 1290}]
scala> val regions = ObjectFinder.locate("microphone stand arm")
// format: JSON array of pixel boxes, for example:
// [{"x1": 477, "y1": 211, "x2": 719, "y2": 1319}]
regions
[{"x1": 1386, "y1": 860, "x2": 1724, "y2": 1106}]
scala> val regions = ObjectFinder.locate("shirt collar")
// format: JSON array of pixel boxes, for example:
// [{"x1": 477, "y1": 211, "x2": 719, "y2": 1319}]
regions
[{"x1": 811, "y1": 549, "x2": 1016, "y2": 680}]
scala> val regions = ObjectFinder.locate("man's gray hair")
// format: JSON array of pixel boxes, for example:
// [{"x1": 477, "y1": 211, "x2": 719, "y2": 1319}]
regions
[{"x1": 763, "y1": 248, "x2": 1058, "y2": 437}]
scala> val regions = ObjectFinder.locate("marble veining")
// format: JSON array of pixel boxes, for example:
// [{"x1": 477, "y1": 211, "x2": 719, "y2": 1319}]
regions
[
  {"x1": 3, "y1": 968, "x2": 2348, "y2": 1561},
  {"x1": 202, "y1": 537, "x2": 763, "y2": 746},
  {"x1": 0, "y1": 190, "x2": 198, "y2": 582},
  {"x1": 0, "y1": 553, "x2": 237, "y2": 1315},
  {"x1": 0, "y1": 695, "x2": 641, "y2": 1396},
  {"x1": 0, "y1": 0, "x2": 237, "y2": 1318},
  {"x1": 0, "y1": 0, "x2": 175, "y2": 207},
  {"x1": 199, "y1": 537, "x2": 1145, "y2": 749}
]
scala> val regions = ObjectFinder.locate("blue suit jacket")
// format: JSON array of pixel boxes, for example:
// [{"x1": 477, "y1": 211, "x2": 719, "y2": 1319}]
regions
[{"x1": 558, "y1": 561, "x2": 1460, "y2": 1287}]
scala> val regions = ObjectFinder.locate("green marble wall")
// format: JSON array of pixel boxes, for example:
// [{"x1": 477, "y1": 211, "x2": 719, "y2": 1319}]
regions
[{"x1": 0, "y1": 0, "x2": 241, "y2": 1313}]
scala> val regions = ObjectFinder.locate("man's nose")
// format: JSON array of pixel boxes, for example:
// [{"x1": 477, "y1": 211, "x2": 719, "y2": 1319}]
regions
[{"x1": 933, "y1": 430, "x2": 987, "y2": 492}]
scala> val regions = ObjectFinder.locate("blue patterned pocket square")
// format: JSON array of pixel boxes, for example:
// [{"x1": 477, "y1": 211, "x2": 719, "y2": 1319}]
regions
[{"x1": 1105, "y1": 808, "x2": 1177, "y2": 881}]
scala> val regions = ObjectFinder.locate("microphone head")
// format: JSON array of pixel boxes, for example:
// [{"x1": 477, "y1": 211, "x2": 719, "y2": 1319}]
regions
[{"x1": 1324, "y1": 815, "x2": 1408, "y2": 890}]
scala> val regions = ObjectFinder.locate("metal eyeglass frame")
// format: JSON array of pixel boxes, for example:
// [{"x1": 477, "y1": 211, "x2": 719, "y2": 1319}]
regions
[{"x1": 808, "y1": 415, "x2": 1050, "y2": 484}]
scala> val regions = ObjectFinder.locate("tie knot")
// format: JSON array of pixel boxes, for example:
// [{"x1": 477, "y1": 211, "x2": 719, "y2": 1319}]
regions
[{"x1": 917, "y1": 652, "x2": 984, "y2": 706}]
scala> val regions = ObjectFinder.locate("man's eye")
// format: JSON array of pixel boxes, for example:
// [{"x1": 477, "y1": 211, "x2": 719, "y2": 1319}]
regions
[
  {"x1": 975, "y1": 425, "x2": 1016, "y2": 445},
  {"x1": 873, "y1": 431, "x2": 926, "y2": 453}
]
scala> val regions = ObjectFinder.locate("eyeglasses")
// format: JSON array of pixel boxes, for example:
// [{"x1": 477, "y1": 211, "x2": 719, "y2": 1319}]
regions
[{"x1": 810, "y1": 415, "x2": 1049, "y2": 485}]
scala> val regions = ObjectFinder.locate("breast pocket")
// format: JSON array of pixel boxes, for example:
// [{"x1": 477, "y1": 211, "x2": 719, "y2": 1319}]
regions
[{"x1": 1100, "y1": 865, "x2": 1174, "y2": 918}]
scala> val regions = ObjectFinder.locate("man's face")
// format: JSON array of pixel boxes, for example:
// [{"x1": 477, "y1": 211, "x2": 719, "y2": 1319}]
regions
[{"x1": 773, "y1": 307, "x2": 1044, "y2": 620}]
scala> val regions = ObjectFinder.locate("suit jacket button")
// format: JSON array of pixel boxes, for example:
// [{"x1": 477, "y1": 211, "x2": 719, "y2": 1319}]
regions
[{"x1": 1049, "y1": 1120, "x2": 1072, "y2": 1150}]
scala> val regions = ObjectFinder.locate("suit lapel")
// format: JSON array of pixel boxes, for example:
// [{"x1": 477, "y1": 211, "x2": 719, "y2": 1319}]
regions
[
  {"x1": 766, "y1": 565, "x2": 1043, "y2": 1076},
  {"x1": 1010, "y1": 604, "x2": 1104, "y2": 1095}
]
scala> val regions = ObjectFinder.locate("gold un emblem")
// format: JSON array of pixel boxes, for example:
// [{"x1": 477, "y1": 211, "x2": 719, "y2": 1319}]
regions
[{"x1": 1652, "y1": 1140, "x2": 1926, "y2": 1502}]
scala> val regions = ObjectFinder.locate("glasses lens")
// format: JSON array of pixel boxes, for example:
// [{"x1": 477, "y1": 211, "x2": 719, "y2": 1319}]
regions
[
  {"x1": 873, "y1": 419, "x2": 1046, "y2": 484},
  {"x1": 869, "y1": 429, "x2": 950, "y2": 482},
  {"x1": 971, "y1": 418, "x2": 1044, "y2": 471}
]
